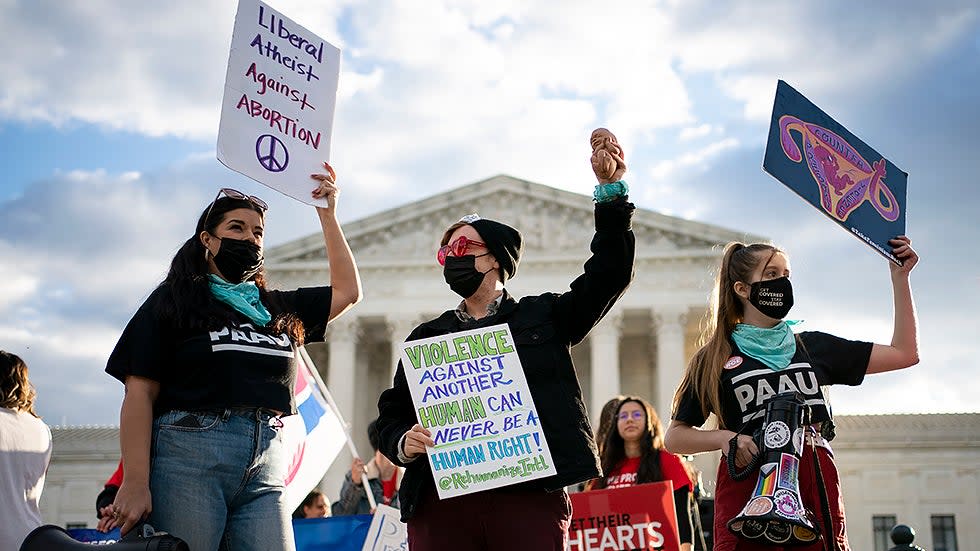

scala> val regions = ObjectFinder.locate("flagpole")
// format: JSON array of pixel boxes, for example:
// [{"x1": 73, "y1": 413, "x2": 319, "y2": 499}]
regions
[{"x1": 298, "y1": 346, "x2": 378, "y2": 510}]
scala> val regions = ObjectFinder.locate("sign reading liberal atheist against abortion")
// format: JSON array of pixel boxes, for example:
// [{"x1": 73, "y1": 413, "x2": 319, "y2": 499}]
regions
[
  {"x1": 217, "y1": 0, "x2": 340, "y2": 207},
  {"x1": 763, "y1": 80, "x2": 907, "y2": 264},
  {"x1": 399, "y1": 324, "x2": 557, "y2": 499}
]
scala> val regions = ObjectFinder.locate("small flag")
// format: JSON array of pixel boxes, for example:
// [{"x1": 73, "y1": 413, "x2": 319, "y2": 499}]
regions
[{"x1": 282, "y1": 347, "x2": 346, "y2": 512}]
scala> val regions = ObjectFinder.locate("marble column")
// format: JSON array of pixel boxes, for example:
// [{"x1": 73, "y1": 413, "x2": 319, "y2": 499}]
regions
[
  {"x1": 654, "y1": 307, "x2": 688, "y2": 418},
  {"x1": 386, "y1": 315, "x2": 421, "y2": 384},
  {"x1": 589, "y1": 311, "x2": 623, "y2": 423},
  {"x1": 326, "y1": 316, "x2": 359, "y2": 425}
]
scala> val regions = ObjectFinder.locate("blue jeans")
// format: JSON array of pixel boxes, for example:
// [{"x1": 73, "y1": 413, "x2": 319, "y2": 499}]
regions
[{"x1": 149, "y1": 408, "x2": 295, "y2": 551}]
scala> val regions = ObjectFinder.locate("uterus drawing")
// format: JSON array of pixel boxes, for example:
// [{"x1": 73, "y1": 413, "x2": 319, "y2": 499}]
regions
[{"x1": 778, "y1": 115, "x2": 899, "y2": 223}]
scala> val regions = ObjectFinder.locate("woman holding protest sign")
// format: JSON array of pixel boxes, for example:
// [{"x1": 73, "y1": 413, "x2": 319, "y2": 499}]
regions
[
  {"x1": 588, "y1": 395, "x2": 695, "y2": 551},
  {"x1": 664, "y1": 237, "x2": 919, "y2": 551},
  {"x1": 102, "y1": 162, "x2": 362, "y2": 551},
  {"x1": 376, "y1": 128, "x2": 636, "y2": 551}
]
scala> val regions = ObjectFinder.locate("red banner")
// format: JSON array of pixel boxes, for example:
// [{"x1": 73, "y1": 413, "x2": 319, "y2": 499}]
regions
[{"x1": 568, "y1": 482, "x2": 681, "y2": 551}]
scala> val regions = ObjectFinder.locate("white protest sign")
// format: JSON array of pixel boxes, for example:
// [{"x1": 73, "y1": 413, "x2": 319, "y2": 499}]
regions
[
  {"x1": 217, "y1": 0, "x2": 340, "y2": 206},
  {"x1": 400, "y1": 324, "x2": 556, "y2": 499},
  {"x1": 360, "y1": 504, "x2": 407, "y2": 551}
]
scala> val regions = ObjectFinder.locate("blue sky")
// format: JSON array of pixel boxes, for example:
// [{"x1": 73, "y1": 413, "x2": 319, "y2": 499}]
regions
[{"x1": 1, "y1": 0, "x2": 977, "y2": 425}]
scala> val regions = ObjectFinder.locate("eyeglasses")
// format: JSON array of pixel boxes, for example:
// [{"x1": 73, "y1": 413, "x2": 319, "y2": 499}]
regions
[
  {"x1": 618, "y1": 410, "x2": 644, "y2": 421},
  {"x1": 202, "y1": 188, "x2": 268, "y2": 230},
  {"x1": 437, "y1": 235, "x2": 487, "y2": 266}
]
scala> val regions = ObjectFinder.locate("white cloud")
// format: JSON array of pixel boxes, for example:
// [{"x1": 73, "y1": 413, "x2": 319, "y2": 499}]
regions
[
  {"x1": 1, "y1": 1, "x2": 978, "y2": 425},
  {"x1": 0, "y1": 250, "x2": 38, "y2": 309},
  {"x1": 1, "y1": 1, "x2": 973, "y2": 149},
  {"x1": 649, "y1": 137, "x2": 740, "y2": 182},
  {"x1": 679, "y1": 124, "x2": 717, "y2": 141},
  {"x1": 670, "y1": 3, "x2": 979, "y2": 122}
]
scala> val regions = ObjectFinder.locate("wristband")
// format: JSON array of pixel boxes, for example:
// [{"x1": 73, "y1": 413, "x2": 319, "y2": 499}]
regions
[{"x1": 593, "y1": 180, "x2": 629, "y2": 203}]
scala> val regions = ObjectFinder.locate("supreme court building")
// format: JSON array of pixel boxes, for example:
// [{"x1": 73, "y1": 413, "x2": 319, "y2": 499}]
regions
[
  {"x1": 263, "y1": 174, "x2": 755, "y2": 488},
  {"x1": 40, "y1": 176, "x2": 978, "y2": 550}
]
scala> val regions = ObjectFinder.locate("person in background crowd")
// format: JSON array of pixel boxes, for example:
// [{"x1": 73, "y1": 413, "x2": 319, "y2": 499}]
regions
[
  {"x1": 292, "y1": 489, "x2": 331, "y2": 519},
  {"x1": 593, "y1": 394, "x2": 625, "y2": 459},
  {"x1": 587, "y1": 395, "x2": 694, "y2": 551},
  {"x1": 0, "y1": 351, "x2": 53, "y2": 551},
  {"x1": 571, "y1": 394, "x2": 625, "y2": 493},
  {"x1": 333, "y1": 419, "x2": 402, "y2": 515},
  {"x1": 102, "y1": 163, "x2": 362, "y2": 551}
]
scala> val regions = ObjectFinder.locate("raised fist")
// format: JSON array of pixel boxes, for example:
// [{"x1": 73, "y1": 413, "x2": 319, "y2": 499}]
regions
[{"x1": 590, "y1": 128, "x2": 626, "y2": 183}]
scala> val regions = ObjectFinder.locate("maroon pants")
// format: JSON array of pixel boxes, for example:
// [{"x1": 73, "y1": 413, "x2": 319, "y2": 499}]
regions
[
  {"x1": 713, "y1": 445, "x2": 849, "y2": 551},
  {"x1": 407, "y1": 486, "x2": 571, "y2": 551}
]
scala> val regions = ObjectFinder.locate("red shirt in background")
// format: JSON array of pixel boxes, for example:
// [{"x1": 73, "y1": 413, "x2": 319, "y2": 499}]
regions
[
  {"x1": 381, "y1": 470, "x2": 399, "y2": 505},
  {"x1": 604, "y1": 449, "x2": 692, "y2": 491},
  {"x1": 105, "y1": 460, "x2": 124, "y2": 487}
]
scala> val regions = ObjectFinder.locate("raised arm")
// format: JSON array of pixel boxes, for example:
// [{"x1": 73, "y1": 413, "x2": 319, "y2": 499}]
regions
[
  {"x1": 554, "y1": 128, "x2": 636, "y2": 344},
  {"x1": 867, "y1": 236, "x2": 920, "y2": 374},
  {"x1": 311, "y1": 162, "x2": 363, "y2": 322}
]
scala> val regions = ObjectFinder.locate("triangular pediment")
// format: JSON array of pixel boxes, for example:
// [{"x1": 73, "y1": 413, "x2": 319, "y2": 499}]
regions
[{"x1": 267, "y1": 174, "x2": 762, "y2": 268}]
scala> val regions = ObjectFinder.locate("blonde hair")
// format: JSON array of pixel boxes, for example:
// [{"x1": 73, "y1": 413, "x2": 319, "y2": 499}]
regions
[
  {"x1": 0, "y1": 351, "x2": 39, "y2": 418},
  {"x1": 672, "y1": 242, "x2": 782, "y2": 427}
]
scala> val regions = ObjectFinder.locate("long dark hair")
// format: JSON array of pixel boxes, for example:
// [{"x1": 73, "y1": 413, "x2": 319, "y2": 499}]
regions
[
  {"x1": 292, "y1": 489, "x2": 326, "y2": 519},
  {"x1": 0, "y1": 351, "x2": 39, "y2": 418},
  {"x1": 594, "y1": 395, "x2": 625, "y2": 458},
  {"x1": 593, "y1": 396, "x2": 665, "y2": 489},
  {"x1": 153, "y1": 195, "x2": 304, "y2": 343}
]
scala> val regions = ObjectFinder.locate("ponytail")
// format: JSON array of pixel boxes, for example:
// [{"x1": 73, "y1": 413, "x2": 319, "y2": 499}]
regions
[{"x1": 672, "y1": 242, "x2": 781, "y2": 427}]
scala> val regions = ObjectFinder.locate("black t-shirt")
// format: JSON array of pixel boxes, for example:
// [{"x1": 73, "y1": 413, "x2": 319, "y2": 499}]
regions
[
  {"x1": 674, "y1": 331, "x2": 872, "y2": 433},
  {"x1": 106, "y1": 285, "x2": 333, "y2": 416}
]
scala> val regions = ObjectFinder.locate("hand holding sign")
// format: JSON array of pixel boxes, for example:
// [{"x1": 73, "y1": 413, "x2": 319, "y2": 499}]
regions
[
  {"x1": 351, "y1": 457, "x2": 366, "y2": 485},
  {"x1": 403, "y1": 423, "x2": 434, "y2": 460},
  {"x1": 887, "y1": 235, "x2": 918, "y2": 276},
  {"x1": 310, "y1": 161, "x2": 338, "y2": 210}
]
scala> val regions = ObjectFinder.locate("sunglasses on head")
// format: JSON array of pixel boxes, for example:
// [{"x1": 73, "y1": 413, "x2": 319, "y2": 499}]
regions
[
  {"x1": 437, "y1": 235, "x2": 486, "y2": 266},
  {"x1": 202, "y1": 188, "x2": 268, "y2": 229}
]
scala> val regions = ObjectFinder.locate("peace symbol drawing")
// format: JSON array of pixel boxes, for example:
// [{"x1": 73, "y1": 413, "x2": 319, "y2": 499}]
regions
[{"x1": 255, "y1": 134, "x2": 289, "y2": 173}]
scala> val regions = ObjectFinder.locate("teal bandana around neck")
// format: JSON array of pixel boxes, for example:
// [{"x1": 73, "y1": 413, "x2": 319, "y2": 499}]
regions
[
  {"x1": 208, "y1": 274, "x2": 272, "y2": 327},
  {"x1": 731, "y1": 320, "x2": 802, "y2": 371}
]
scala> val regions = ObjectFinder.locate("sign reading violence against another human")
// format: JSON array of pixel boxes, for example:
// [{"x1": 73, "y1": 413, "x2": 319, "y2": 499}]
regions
[
  {"x1": 217, "y1": 0, "x2": 340, "y2": 207},
  {"x1": 399, "y1": 323, "x2": 557, "y2": 499}
]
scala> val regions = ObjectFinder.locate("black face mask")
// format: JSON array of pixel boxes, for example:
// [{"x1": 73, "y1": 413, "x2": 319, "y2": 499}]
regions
[
  {"x1": 443, "y1": 255, "x2": 492, "y2": 298},
  {"x1": 211, "y1": 237, "x2": 264, "y2": 283},
  {"x1": 748, "y1": 276, "x2": 794, "y2": 319}
]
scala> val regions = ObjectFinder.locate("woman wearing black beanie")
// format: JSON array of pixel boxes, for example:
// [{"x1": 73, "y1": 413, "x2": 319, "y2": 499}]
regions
[{"x1": 377, "y1": 128, "x2": 636, "y2": 551}]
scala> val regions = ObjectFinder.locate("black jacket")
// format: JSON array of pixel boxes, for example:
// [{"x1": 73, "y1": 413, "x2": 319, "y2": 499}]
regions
[{"x1": 377, "y1": 197, "x2": 635, "y2": 521}]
